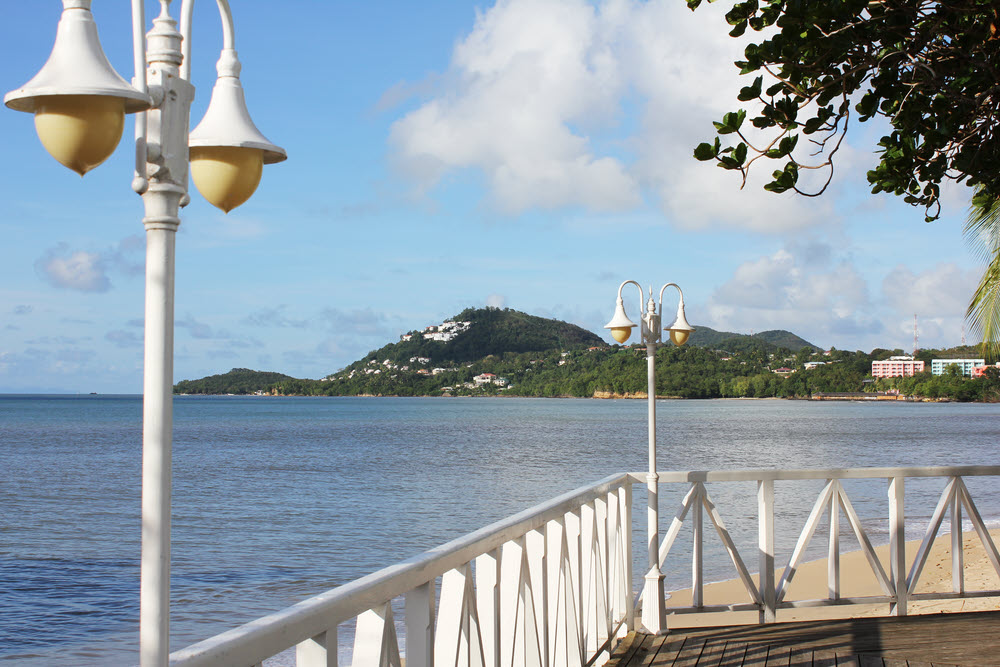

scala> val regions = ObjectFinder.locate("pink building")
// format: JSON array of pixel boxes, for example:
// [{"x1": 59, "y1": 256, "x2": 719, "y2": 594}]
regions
[{"x1": 871, "y1": 356, "x2": 925, "y2": 378}]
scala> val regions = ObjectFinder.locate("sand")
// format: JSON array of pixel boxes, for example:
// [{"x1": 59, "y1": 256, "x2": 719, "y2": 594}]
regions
[{"x1": 662, "y1": 528, "x2": 1000, "y2": 627}]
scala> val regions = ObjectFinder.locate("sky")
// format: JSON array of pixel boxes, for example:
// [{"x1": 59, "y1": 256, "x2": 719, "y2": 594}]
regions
[{"x1": 0, "y1": 0, "x2": 984, "y2": 393}]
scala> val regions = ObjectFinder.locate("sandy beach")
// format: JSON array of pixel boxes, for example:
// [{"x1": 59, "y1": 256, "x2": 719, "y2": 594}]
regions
[{"x1": 663, "y1": 528, "x2": 1000, "y2": 627}]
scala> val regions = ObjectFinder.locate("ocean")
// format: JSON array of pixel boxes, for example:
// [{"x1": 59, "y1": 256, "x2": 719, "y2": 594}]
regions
[{"x1": 2, "y1": 395, "x2": 999, "y2": 664}]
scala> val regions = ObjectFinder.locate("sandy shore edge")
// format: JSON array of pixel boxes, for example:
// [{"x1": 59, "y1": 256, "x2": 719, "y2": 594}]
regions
[{"x1": 661, "y1": 528, "x2": 1000, "y2": 627}]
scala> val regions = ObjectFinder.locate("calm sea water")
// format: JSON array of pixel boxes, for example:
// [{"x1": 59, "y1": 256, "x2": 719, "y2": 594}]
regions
[{"x1": 2, "y1": 395, "x2": 1000, "y2": 664}]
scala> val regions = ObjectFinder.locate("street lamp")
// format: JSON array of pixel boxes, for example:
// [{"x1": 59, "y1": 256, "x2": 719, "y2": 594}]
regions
[
  {"x1": 5, "y1": 2, "x2": 286, "y2": 665},
  {"x1": 605, "y1": 280, "x2": 694, "y2": 634}
]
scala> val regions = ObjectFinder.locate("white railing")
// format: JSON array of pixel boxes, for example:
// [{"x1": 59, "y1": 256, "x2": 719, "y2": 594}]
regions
[
  {"x1": 170, "y1": 474, "x2": 634, "y2": 667},
  {"x1": 653, "y1": 466, "x2": 1000, "y2": 624},
  {"x1": 171, "y1": 466, "x2": 1000, "y2": 666}
]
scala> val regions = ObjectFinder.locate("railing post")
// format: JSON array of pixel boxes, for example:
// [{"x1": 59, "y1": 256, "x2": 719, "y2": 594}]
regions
[
  {"x1": 951, "y1": 481, "x2": 964, "y2": 594},
  {"x1": 405, "y1": 582, "x2": 435, "y2": 667},
  {"x1": 296, "y1": 629, "x2": 337, "y2": 667},
  {"x1": 620, "y1": 483, "x2": 634, "y2": 633},
  {"x1": 476, "y1": 549, "x2": 501, "y2": 667},
  {"x1": 889, "y1": 476, "x2": 906, "y2": 616},
  {"x1": 828, "y1": 485, "x2": 840, "y2": 600},
  {"x1": 758, "y1": 479, "x2": 775, "y2": 624},
  {"x1": 691, "y1": 485, "x2": 703, "y2": 609}
]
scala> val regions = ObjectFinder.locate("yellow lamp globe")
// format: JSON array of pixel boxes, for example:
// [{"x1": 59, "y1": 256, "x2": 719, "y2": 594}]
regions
[
  {"x1": 669, "y1": 329, "x2": 691, "y2": 346},
  {"x1": 610, "y1": 326, "x2": 633, "y2": 344},
  {"x1": 189, "y1": 146, "x2": 263, "y2": 213},
  {"x1": 34, "y1": 95, "x2": 125, "y2": 175}
]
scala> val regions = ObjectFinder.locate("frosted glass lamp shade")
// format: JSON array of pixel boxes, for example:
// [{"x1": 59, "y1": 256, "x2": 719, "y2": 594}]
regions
[
  {"x1": 33, "y1": 95, "x2": 124, "y2": 175},
  {"x1": 605, "y1": 298, "x2": 636, "y2": 344},
  {"x1": 665, "y1": 301, "x2": 695, "y2": 347},
  {"x1": 190, "y1": 146, "x2": 264, "y2": 213},
  {"x1": 669, "y1": 328, "x2": 691, "y2": 346},
  {"x1": 4, "y1": 1, "x2": 150, "y2": 175}
]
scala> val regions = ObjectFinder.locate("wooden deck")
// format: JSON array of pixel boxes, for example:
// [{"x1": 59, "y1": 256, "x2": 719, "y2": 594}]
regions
[{"x1": 605, "y1": 611, "x2": 1000, "y2": 666}]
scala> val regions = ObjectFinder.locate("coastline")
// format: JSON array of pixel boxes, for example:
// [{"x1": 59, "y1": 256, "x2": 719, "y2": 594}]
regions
[{"x1": 663, "y1": 528, "x2": 1000, "y2": 627}]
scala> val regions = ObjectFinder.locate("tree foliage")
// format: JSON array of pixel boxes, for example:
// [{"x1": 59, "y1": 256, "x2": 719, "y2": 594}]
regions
[{"x1": 690, "y1": 0, "x2": 1000, "y2": 220}]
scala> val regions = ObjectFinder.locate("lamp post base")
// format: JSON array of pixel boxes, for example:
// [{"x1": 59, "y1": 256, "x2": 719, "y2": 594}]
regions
[{"x1": 641, "y1": 569, "x2": 667, "y2": 635}]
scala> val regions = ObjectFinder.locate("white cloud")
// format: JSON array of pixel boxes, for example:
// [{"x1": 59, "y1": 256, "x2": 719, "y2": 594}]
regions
[
  {"x1": 486, "y1": 293, "x2": 507, "y2": 308},
  {"x1": 704, "y1": 243, "x2": 980, "y2": 351},
  {"x1": 33, "y1": 236, "x2": 144, "y2": 292},
  {"x1": 35, "y1": 244, "x2": 110, "y2": 292},
  {"x1": 387, "y1": 0, "x2": 842, "y2": 231},
  {"x1": 881, "y1": 263, "x2": 978, "y2": 318},
  {"x1": 389, "y1": 0, "x2": 639, "y2": 215},
  {"x1": 707, "y1": 245, "x2": 877, "y2": 346}
]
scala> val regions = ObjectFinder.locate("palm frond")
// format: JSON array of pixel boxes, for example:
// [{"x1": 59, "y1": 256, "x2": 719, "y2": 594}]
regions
[{"x1": 965, "y1": 189, "x2": 1000, "y2": 360}]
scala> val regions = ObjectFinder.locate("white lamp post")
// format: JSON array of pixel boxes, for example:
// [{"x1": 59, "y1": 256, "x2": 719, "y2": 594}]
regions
[
  {"x1": 5, "y1": 2, "x2": 286, "y2": 665},
  {"x1": 605, "y1": 280, "x2": 694, "y2": 634}
]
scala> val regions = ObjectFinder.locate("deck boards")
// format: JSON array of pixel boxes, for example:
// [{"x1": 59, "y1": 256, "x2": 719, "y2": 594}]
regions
[{"x1": 605, "y1": 611, "x2": 1000, "y2": 667}]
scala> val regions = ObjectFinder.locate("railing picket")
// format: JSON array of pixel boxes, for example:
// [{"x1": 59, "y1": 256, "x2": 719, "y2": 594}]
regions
[
  {"x1": 777, "y1": 480, "x2": 836, "y2": 603},
  {"x1": 475, "y1": 550, "x2": 501, "y2": 667},
  {"x1": 758, "y1": 479, "x2": 775, "y2": 624},
  {"x1": 956, "y1": 478, "x2": 1000, "y2": 580},
  {"x1": 701, "y1": 485, "x2": 760, "y2": 606},
  {"x1": 526, "y1": 527, "x2": 548, "y2": 667},
  {"x1": 564, "y1": 509, "x2": 584, "y2": 665},
  {"x1": 168, "y1": 467, "x2": 1000, "y2": 667},
  {"x1": 889, "y1": 476, "x2": 906, "y2": 616},
  {"x1": 353, "y1": 603, "x2": 402, "y2": 667},
  {"x1": 296, "y1": 630, "x2": 337, "y2": 667},
  {"x1": 952, "y1": 487, "x2": 964, "y2": 594},
  {"x1": 405, "y1": 582, "x2": 435, "y2": 667},
  {"x1": 691, "y1": 483, "x2": 704, "y2": 609},
  {"x1": 836, "y1": 484, "x2": 892, "y2": 595},
  {"x1": 829, "y1": 483, "x2": 840, "y2": 600},
  {"x1": 907, "y1": 477, "x2": 957, "y2": 596},
  {"x1": 617, "y1": 484, "x2": 633, "y2": 634}
]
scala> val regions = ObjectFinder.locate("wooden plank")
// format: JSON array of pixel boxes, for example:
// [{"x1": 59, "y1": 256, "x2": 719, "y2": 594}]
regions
[
  {"x1": 856, "y1": 655, "x2": 882, "y2": 667},
  {"x1": 671, "y1": 636, "x2": 705, "y2": 667},
  {"x1": 647, "y1": 634, "x2": 687, "y2": 666},
  {"x1": 812, "y1": 649, "x2": 838, "y2": 667},
  {"x1": 695, "y1": 638, "x2": 729, "y2": 667},
  {"x1": 786, "y1": 644, "x2": 812, "y2": 667},
  {"x1": 718, "y1": 642, "x2": 747, "y2": 667},
  {"x1": 764, "y1": 643, "x2": 790, "y2": 666},
  {"x1": 835, "y1": 654, "x2": 859, "y2": 667},
  {"x1": 741, "y1": 642, "x2": 770, "y2": 667}
]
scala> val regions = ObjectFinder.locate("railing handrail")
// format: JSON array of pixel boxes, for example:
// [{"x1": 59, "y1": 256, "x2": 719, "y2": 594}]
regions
[
  {"x1": 636, "y1": 465, "x2": 1000, "y2": 484},
  {"x1": 170, "y1": 472, "x2": 632, "y2": 665}
]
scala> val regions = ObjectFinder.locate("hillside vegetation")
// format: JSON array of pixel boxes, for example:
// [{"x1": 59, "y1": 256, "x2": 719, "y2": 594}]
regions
[
  {"x1": 172, "y1": 308, "x2": 1000, "y2": 402},
  {"x1": 174, "y1": 368, "x2": 295, "y2": 394}
]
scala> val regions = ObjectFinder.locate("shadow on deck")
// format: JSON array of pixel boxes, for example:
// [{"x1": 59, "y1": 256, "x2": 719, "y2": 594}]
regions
[{"x1": 606, "y1": 611, "x2": 1000, "y2": 666}]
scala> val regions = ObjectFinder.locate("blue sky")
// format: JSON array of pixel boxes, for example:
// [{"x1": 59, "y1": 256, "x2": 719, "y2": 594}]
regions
[{"x1": 0, "y1": 0, "x2": 983, "y2": 393}]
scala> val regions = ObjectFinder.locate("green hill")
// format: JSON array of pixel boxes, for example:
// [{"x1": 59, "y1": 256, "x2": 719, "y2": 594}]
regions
[
  {"x1": 331, "y1": 306, "x2": 605, "y2": 375},
  {"x1": 174, "y1": 368, "x2": 294, "y2": 395},
  {"x1": 687, "y1": 326, "x2": 819, "y2": 354}
]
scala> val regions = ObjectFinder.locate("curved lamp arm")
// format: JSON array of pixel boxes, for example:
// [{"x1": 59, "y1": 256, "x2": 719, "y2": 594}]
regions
[
  {"x1": 657, "y1": 282, "x2": 684, "y2": 310},
  {"x1": 617, "y1": 279, "x2": 645, "y2": 310},
  {"x1": 132, "y1": 0, "x2": 148, "y2": 193},
  {"x1": 180, "y1": 0, "x2": 236, "y2": 82},
  {"x1": 658, "y1": 282, "x2": 695, "y2": 346}
]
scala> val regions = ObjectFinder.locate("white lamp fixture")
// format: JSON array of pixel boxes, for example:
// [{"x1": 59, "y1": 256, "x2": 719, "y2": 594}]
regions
[
  {"x1": 665, "y1": 296, "x2": 695, "y2": 346},
  {"x1": 604, "y1": 296, "x2": 638, "y2": 343},
  {"x1": 604, "y1": 279, "x2": 694, "y2": 636},
  {"x1": 5, "y1": 2, "x2": 285, "y2": 665},
  {"x1": 4, "y1": 0, "x2": 152, "y2": 174},
  {"x1": 188, "y1": 45, "x2": 286, "y2": 212}
]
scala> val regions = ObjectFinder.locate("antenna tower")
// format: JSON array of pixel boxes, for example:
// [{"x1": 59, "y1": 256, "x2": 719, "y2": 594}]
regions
[{"x1": 913, "y1": 314, "x2": 919, "y2": 355}]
